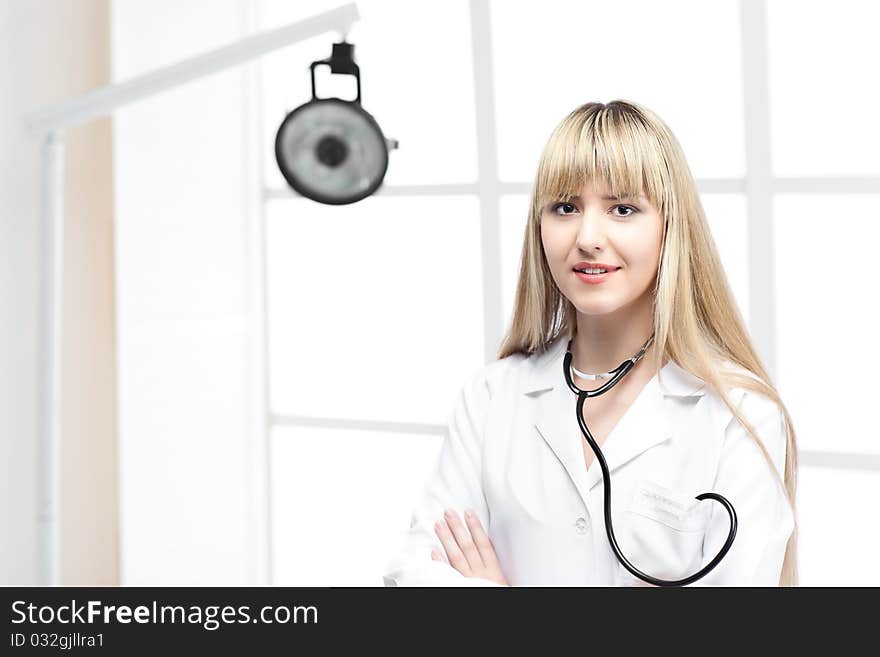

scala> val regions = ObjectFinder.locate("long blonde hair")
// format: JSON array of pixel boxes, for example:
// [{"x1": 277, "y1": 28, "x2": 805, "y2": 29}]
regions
[{"x1": 497, "y1": 100, "x2": 798, "y2": 586}]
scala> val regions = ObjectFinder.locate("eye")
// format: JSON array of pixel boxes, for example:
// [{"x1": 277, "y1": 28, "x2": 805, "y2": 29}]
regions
[
  {"x1": 549, "y1": 202, "x2": 639, "y2": 218},
  {"x1": 550, "y1": 202, "x2": 578, "y2": 216},
  {"x1": 612, "y1": 204, "x2": 638, "y2": 218}
]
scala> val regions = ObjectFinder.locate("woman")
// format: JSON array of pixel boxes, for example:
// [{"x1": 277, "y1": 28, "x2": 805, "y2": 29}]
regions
[{"x1": 382, "y1": 100, "x2": 798, "y2": 586}]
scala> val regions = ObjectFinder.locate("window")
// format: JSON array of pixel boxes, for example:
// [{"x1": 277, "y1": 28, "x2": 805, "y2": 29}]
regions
[
  {"x1": 254, "y1": 0, "x2": 880, "y2": 585},
  {"x1": 265, "y1": 195, "x2": 484, "y2": 425},
  {"x1": 768, "y1": 0, "x2": 880, "y2": 176},
  {"x1": 491, "y1": 0, "x2": 746, "y2": 181},
  {"x1": 111, "y1": 0, "x2": 880, "y2": 588}
]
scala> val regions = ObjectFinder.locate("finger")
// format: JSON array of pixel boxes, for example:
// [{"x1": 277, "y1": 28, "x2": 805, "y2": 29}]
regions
[
  {"x1": 464, "y1": 509, "x2": 503, "y2": 570},
  {"x1": 443, "y1": 508, "x2": 484, "y2": 571},
  {"x1": 431, "y1": 548, "x2": 447, "y2": 564},
  {"x1": 434, "y1": 519, "x2": 469, "y2": 574}
]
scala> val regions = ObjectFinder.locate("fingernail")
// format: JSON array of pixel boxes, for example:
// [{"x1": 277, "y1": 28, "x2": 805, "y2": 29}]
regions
[
  {"x1": 464, "y1": 509, "x2": 473, "y2": 520},
  {"x1": 444, "y1": 508, "x2": 454, "y2": 519}
]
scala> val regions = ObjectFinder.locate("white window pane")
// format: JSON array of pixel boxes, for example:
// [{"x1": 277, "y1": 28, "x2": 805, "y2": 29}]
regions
[
  {"x1": 266, "y1": 195, "x2": 484, "y2": 424},
  {"x1": 774, "y1": 195, "x2": 880, "y2": 453},
  {"x1": 768, "y1": 1, "x2": 880, "y2": 175},
  {"x1": 701, "y1": 194, "x2": 750, "y2": 328},
  {"x1": 797, "y1": 465, "x2": 880, "y2": 586},
  {"x1": 500, "y1": 195, "x2": 531, "y2": 330},
  {"x1": 491, "y1": 0, "x2": 744, "y2": 182},
  {"x1": 259, "y1": 0, "x2": 477, "y2": 188},
  {"x1": 270, "y1": 426, "x2": 444, "y2": 585}
]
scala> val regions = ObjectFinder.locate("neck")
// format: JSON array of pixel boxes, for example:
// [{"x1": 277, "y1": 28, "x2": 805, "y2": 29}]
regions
[{"x1": 570, "y1": 291, "x2": 660, "y2": 374}]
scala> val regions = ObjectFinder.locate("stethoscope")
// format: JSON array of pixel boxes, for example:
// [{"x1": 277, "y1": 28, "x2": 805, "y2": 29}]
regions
[{"x1": 563, "y1": 335, "x2": 738, "y2": 586}]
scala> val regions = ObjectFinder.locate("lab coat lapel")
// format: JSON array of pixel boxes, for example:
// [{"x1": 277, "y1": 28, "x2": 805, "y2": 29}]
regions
[
  {"x1": 524, "y1": 336, "x2": 705, "y2": 511},
  {"x1": 580, "y1": 380, "x2": 671, "y2": 492},
  {"x1": 532, "y1": 381, "x2": 597, "y2": 513}
]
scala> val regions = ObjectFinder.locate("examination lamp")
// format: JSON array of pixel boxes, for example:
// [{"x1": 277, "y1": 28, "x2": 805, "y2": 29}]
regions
[{"x1": 275, "y1": 41, "x2": 398, "y2": 205}]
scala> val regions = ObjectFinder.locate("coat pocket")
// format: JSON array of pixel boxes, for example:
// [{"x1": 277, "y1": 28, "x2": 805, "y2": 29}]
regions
[
  {"x1": 627, "y1": 479, "x2": 713, "y2": 532},
  {"x1": 614, "y1": 479, "x2": 712, "y2": 586}
]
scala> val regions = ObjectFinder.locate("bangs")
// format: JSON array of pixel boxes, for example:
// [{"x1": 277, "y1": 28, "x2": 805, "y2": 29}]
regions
[{"x1": 533, "y1": 105, "x2": 671, "y2": 215}]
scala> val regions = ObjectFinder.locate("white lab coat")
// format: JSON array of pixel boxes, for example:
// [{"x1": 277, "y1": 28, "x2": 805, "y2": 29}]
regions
[{"x1": 382, "y1": 335, "x2": 795, "y2": 586}]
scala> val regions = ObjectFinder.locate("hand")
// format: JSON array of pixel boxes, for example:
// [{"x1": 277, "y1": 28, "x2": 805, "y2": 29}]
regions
[{"x1": 432, "y1": 508, "x2": 509, "y2": 586}]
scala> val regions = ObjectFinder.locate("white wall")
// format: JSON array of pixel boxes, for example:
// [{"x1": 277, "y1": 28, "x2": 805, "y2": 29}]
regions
[
  {"x1": 0, "y1": 0, "x2": 118, "y2": 585},
  {"x1": 110, "y1": 0, "x2": 264, "y2": 584}
]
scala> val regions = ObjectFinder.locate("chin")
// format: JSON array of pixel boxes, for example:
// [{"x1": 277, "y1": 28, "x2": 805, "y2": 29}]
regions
[{"x1": 571, "y1": 299, "x2": 625, "y2": 316}]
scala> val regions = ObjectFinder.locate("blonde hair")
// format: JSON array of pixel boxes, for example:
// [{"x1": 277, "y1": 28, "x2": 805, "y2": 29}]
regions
[{"x1": 497, "y1": 100, "x2": 798, "y2": 586}]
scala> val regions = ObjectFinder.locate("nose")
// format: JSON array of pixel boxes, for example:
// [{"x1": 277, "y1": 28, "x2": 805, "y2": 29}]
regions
[{"x1": 575, "y1": 205, "x2": 607, "y2": 252}]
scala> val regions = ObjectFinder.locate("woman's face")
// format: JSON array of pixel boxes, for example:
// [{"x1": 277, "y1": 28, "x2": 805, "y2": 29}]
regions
[{"x1": 540, "y1": 181, "x2": 664, "y2": 318}]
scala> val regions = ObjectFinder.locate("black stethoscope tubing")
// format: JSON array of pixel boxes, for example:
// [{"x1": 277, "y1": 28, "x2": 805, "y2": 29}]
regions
[{"x1": 563, "y1": 339, "x2": 738, "y2": 586}]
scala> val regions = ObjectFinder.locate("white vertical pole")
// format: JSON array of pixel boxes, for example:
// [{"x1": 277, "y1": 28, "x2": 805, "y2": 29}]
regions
[
  {"x1": 740, "y1": 0, "x2": 777, "y2": 380},
  {"x1": 469, "y1": 0, "x2": 503, "y2": 361},
  {"x1": 241, "y1": 0, "x2": 271, "y2": 586},
  {"x1": 38, "y1": 130, "x2": 65, "y2": 586}
]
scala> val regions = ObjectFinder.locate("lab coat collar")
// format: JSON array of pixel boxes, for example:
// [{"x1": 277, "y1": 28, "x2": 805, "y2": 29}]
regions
[{"x1": 522, "y1": 336, "x2": 707, "y2": 503}]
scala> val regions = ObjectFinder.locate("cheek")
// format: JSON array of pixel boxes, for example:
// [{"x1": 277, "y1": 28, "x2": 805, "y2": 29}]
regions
[
  {"x1": 540, "y1": 226, "x2": 562, "y2": 263},
  {"x1": 624, "y1": 226, "x2": 663, "y2": 271},
  {"x1": 633, "y1": 244, "x2": 661, "y2": 269}
]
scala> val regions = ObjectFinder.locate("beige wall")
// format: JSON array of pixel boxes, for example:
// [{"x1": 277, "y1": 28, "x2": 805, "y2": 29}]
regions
[
  {"x1": 0, "y1": 0, "x2": 118, "y2": 584},
  {"x1": 61, "y1": 107, "x2": 119, "y2": 583}
]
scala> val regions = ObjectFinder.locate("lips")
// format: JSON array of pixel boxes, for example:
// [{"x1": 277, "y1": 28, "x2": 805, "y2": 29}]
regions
[
  {"x1": 573, "y1": 268, "x2": 617, "y2": 284},
  {"x1": 572, "y1": 262, "x2": 621, "y2": 273}
]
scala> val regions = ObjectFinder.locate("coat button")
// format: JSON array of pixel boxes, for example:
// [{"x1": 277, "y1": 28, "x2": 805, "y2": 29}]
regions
[{"x1": 575, "y1": 517, "x2": 588, "y2": 535}]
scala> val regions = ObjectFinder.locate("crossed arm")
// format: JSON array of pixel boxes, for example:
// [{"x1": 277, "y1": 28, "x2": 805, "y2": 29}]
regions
[{"x1": 431, "y1": 507, "x2": 509, "y2": 586}]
